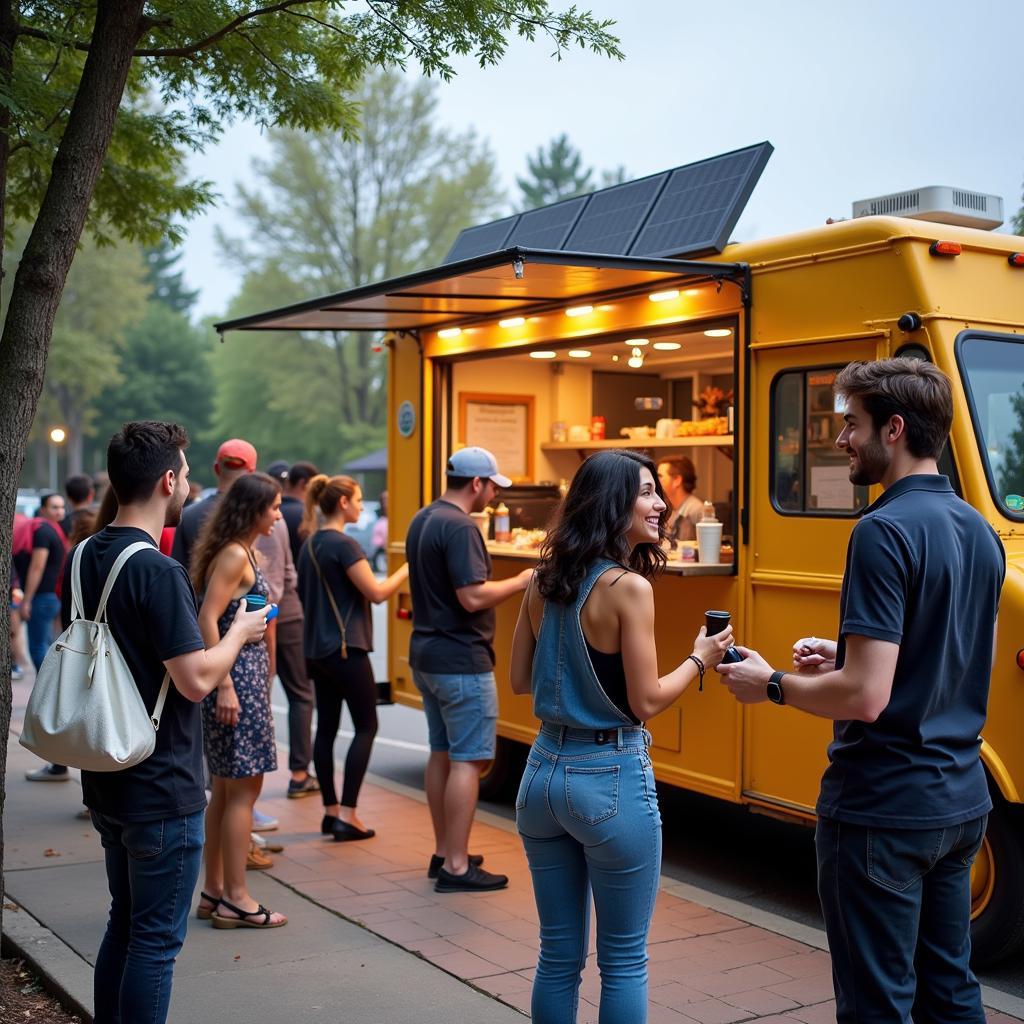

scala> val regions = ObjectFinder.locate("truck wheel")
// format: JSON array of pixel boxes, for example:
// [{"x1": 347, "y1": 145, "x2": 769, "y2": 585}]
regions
[
  {"x1": 970, "y1": 798, "x2": 1024, "y2": 966},
  {"x1": 477, "y1": 737, "x2": 525, "y2": 802}
]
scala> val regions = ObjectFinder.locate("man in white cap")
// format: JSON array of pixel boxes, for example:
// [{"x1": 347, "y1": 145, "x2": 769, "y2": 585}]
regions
[{"x1": 406, "y1": 447, "x2": 533, "y2": 893}]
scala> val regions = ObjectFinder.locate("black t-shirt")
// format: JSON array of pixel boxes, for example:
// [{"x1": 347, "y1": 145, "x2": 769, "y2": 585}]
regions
[
  {"x1": 296, "y1": 529, "x2": 372, "y2": 658},
  {"x1": 13, "y1": 521, "x2": 66, "y2": 595},
  {"x1": 406, "y1": 499, "x2": 494, "y2": 674},
  {"x1": 169, "y1": 493, "x2": 219, "y2": 572},
  {"x1": 60, "y1": 527, "x2": 207, "y2": 821},
  {"x1": 818, "y1": 475, "x2": 1005, "y2": 828},
  {"x1": 280, "y1": 496, "x2": 305, "y2": 566}
]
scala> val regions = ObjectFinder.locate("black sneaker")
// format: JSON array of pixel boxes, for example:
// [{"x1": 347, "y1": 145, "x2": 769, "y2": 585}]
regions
[
  {"x1": 287, "y1": 776, "x2": 320, "y2": 799},
  {"x1": 428, "y1": 853, "x2": 484, "y2": 880},
  {"x1": 434, "y1": 863, "x2": 508, "y2": 893}
]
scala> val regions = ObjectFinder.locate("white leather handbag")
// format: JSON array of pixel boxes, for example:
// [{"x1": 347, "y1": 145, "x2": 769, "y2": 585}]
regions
[{"x1": 20, "y1": 537, "x2": 170, "y2": 772}]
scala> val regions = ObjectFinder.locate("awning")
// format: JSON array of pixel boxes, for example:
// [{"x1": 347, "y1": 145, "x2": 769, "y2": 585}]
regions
[
  {"x1": 342, "y1": 447, "x2": 387, "y2": 472},
  {"x1": 215, "y1": 248, "x2": 748, "y2": 336}
]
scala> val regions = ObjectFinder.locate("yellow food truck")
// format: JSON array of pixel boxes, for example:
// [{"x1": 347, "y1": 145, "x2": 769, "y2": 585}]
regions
[{"x1": 218, "y1": 143, "x2": 1024, "y2": 963}]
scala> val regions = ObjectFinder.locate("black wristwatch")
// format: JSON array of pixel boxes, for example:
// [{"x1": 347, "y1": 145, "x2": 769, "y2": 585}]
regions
[{"x1": 766, "y1": 669, "x2": 787, "y2": 705}]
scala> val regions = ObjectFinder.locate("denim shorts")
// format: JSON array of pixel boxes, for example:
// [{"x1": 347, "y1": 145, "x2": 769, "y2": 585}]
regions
[{"x1": 412, "y1": 669, "x2": 498, "y2": 761}]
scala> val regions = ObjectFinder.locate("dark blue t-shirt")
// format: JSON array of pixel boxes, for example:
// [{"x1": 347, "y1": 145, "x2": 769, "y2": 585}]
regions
[
  {"x1": 61, "y1": 527, "x2": 207, "y2": 821},
  {"x1": 407, "y1": 499, "x2": 494, "y2": 673},
  {"x1": 817, "y1": 475, "x2": 1004, "y2": 828}
]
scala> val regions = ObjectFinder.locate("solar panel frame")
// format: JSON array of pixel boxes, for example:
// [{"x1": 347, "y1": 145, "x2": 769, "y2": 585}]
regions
[
  {"x1": 628, "y1": 142, "x2": 773, "y2": 258},
  {"x1": 561, "y1": 172, "x2": 670, "y2": 255}
]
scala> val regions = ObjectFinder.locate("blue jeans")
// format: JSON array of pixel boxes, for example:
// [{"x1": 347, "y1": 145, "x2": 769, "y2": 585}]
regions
[
  {"x1": 413, "y1": 669, "x2": 498, "y2": 761},
  {"x1": 91, "y1": 809, "x2": 205, "y2": 1024},
  {"x1": 516, "y1": 726, "x2": 662, "y2": 1024},
  {"x1": 27, "y1": 590, "x2": 60, "y2": 670},
  {"x1": 816, "y1": 815, "x2": 988, "y2": 1024}
]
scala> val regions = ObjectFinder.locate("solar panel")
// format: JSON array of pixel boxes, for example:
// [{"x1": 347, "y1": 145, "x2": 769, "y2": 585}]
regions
[
  {"x1": 504, "y1": 195, "x2": 589, "y2": 250},
  {"x1": 444, "y1": 215, "x2": 519, "y2": 263},
  {"x1": 629, "y1": 143, "x2": 773, "y2": 257},
  {"x1": 562, "y1": 174, "x2": 668, "y2": 255}
]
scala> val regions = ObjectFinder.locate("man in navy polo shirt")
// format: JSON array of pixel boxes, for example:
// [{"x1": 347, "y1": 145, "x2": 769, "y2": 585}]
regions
[{"x1": 719, "y1": 357, "x2": 1004, "y2": 1022}]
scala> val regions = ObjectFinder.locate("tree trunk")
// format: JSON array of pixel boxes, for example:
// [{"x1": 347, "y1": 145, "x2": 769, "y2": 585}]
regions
[{"x1": 0, "y1": 0, "x2": 146, "y2": 937}]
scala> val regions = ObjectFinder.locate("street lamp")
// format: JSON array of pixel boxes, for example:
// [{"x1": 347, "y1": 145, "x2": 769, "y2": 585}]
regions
[{"x1": 47, "y1": 426, "x2": 67, "y2": 491}]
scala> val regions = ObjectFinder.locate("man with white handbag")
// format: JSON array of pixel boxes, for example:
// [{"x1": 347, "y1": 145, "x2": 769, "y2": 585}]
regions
[{"x1": 34, "y1": 421, "x2": 269, "y2": 1024}]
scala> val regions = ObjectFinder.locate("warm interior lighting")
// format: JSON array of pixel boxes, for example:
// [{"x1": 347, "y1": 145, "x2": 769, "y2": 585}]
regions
[
  {"x1": 568, "y1": 349, "x2": 592, "y2": 358},
  {"x1": 530, "y1": 350, "x2": 557, "y2": 359},
  {"x1": 652, "y1": 341, "x2": 682, "y2": 351},
  {"x1": 625, "y1": 338, "x2": 649, "y2": 347},
  {"x1": 565, "y1": 305, "x2": 593, "y2": 317},
  {"x1": 648, "y1": 290, "x2": 680, "y2": 303},
  {"x1": 684, "y1": 288, "x2": 700, "y2": 297},
  {"x1": 499, "y1": 317, "x2": 525, "y2": 328},
  {"x1": 627, "y1": 347, "x2": 645, "y2": 369},
  {"x1": 704, "y1": 328, "x2": 732, "y2": 337},
  {"x1": 438, "y1": 327, "x2": 462, "y2": 338}
]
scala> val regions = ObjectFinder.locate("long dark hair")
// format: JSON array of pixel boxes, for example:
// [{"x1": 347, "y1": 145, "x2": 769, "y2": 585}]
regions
[
  {"x1": 535, "y1": 450, "x2": 667, "y2": 605},
  {"x1": 191, "y1": 473, "x2": 280, "y2": 589}
]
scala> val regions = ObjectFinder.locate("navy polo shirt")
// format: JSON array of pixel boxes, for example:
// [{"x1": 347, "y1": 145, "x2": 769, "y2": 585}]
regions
[{"x1": 817, "y1": 475, "x2": 1005, "y2": 828}]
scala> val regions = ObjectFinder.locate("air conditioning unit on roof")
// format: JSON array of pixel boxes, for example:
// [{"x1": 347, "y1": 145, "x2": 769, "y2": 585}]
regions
[{"x1": 852, "y1": 186, "x2": 1003, "y2": 230}]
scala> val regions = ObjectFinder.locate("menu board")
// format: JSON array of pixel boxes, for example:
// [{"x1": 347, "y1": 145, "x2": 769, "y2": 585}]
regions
[{"x1": 458, "y1": 392, "x2": 534, "y2": 481}]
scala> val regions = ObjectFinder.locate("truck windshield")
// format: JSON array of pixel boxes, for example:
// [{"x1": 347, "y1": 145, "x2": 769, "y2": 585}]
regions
[{"x1": 960, "y1": 333, "x2": 1024, "y2": 516}]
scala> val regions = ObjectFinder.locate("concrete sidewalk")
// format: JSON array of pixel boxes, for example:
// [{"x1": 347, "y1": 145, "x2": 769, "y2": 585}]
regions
[{"x1": 5, "y1": 714, "x2": 1024, "y2": 1022}]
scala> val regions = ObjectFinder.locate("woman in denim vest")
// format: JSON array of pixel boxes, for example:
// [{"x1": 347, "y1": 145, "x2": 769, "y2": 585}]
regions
[{"x1": 510, "y1": 449, "x2": 732, "y2": 1023}]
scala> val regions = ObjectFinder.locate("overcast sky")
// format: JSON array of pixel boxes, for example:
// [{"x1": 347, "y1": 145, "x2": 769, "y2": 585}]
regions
[{"x1": 183, "y1": 0, "x2": 1024, "y2": 318}]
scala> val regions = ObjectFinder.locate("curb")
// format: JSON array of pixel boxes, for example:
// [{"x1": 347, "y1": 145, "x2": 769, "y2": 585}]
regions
[{"x1": 1, "y1": 898, "x2": 94, "y2": 1023}]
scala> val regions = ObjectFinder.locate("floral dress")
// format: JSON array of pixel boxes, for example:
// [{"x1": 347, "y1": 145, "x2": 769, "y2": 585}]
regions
[{"x1": 201, "y1": 551, "x2": 277, "y2": 778}]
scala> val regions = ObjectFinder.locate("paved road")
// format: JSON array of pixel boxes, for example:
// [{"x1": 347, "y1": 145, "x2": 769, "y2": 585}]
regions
[{"x1": 269, "y1": 601, "x2": 1024, "y2": 999}]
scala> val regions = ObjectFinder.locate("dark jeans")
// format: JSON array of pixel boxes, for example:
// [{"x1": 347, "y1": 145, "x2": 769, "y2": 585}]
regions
[
  {"x1": 816, "y1": 815, "x2": 988, "y2": 1024},
  {"x1": 309, "y1": 649, "x2": 377, "y2": 808},
  {"x1": 91, "y1": 809, "x2": 204, "y2": 1024},
  {"x1": 276, "y1": 616, "x2": 314, "y2": 773},
  {"x1": 27, "y1": 590, "x2": 60, "y2": 670}
]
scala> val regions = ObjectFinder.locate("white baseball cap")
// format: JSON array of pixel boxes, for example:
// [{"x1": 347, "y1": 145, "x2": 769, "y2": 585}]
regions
[{"x1": 446, "y1": 446, "x2": 511, "y2": 488}]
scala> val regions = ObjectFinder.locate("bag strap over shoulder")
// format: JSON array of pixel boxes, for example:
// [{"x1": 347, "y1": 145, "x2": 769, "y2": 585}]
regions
[
  {"x1": 69, "y1": 536, "x2": 90, "y2": 622},
  {"x1": 95, "y1": 541, "x2": 154, "y2": 623},
  {"x1": 308, "y1": 532, "x2": 353, "y2": 659},
  {"x1": 152, "y1": 673, "x2": 171, "y2": 729}
]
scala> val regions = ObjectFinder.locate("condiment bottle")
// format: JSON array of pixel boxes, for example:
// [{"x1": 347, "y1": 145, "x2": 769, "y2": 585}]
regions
[
  {"x1": 493, "y1": 502, "x2": 511, "y2": 542},
  {"x1": 590, "y1": 415, "x2": 606, "y2": 440},
  {"x1": 702, "y1": 500, "x2": 717, "y2": 521}
]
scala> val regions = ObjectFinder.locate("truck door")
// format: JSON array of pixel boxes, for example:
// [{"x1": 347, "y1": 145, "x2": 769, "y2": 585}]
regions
[{"x1": 744, "y1": 336, "x2": 878, "y2": 815}]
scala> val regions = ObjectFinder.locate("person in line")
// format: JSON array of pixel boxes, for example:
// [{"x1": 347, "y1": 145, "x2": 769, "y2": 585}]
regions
[
  {"x1": 719, "y1": 357, "x2": 1004, "y2": 1023},
  {"x1": 61, "y1": 473, "x2": 95, "y2": 538},
  {"x1": 254, "y1": 484, "x2": 318, "y2": 800},
  {"x1": 60, "y1": 420, "x2": 269, "y2": 1023},
  {"x1": 9, "y1": 557, "x2": 27, "y2": 681},
  {"x1": 170, "y1": 438, "x2": 258, "y2": 571},
  {"x1": 17, "y1": 492, "x2": 70, "y2": 780},
  {"x1": 296, "y1": 474, "x2": 409, "y2": 840},
  {"x1": 280, "y1": 460, "x2": 318, "y2": 564},
  {"x1": 509, "y1": 449, "x2": 732, "y2": 1022},
  {"x1": 656, "y1": 456, "x2": 704, "y2": 543},
  {"x1": 406, "y1": 447, "x2": 533, "y2": 892},
  {"x1": 192, "y1": 473, "x2": 287, "y2": 929}
]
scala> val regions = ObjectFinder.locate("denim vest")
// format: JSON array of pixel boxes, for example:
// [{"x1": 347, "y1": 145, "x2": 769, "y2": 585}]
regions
[{"x1": 531, "y1": 558, "x2": 636, "y2": 730}]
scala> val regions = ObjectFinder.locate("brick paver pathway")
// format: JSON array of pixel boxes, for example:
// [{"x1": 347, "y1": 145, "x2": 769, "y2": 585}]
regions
[{"x1": 255, "y1": 763, "x2": 1021, "y2": 1023}]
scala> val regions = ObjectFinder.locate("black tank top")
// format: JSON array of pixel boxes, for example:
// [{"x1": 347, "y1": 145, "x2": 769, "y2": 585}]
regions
[{"x1": 584, "y1": 640, "x2": 640, "y2": 725}]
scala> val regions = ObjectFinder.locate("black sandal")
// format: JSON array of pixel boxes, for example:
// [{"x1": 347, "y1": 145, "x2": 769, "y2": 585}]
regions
[
  {"x1": 196, "y1": 890, "x2": 220, "y2": 921},
  {"x1": 210, "y1": 897, "x2": 287, "y2": 930}
]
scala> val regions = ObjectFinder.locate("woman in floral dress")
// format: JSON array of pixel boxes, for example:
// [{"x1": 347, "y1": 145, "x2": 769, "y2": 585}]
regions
[{"x1": 192, "y1": 473, "x2": 286, "y2": 929}]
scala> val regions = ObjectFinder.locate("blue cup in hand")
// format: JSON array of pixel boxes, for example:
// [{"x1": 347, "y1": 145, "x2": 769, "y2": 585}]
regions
[{"x1": 265, "y1": 603, "x2": 279, "y2": 622}]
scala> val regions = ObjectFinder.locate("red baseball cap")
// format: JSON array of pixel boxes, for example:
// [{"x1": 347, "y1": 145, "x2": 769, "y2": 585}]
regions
[{"x1": 215, "y1": 438, "x2": 257, "y2": 472}]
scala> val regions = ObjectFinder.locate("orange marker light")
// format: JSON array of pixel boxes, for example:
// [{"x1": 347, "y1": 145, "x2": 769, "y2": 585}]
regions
[
  {"x1": 1016, "y1": 649, "x2": 1024, "y2": 671},
  {"x1": 929, "y1": 240, "x2": 961, "y2": 257},
  {"x1": 1009, "y1": 252, "x2": 1024, "y2": 267}
]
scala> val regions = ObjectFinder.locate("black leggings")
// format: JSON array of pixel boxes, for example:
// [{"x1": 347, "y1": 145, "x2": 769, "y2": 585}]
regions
[{"x1": 308, "y1": 649, "x2": 378, "y2": 809}]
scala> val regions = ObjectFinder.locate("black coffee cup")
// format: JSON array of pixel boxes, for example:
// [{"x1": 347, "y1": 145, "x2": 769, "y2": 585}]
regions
[
  {"x1": 704, "y1": 609, "x2": 744, "y2": 664},
  {"x1": 705, "y1": 610, "x2": 731, "y2": 637}
]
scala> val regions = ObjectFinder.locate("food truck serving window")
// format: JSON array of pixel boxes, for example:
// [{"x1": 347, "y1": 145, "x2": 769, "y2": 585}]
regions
[
  {"x1": 958, "y1": 331, "x2": 1024, "y2": 519},
  {"x1": 771, "y1": 367, "x2": 869, "y2": 516}
]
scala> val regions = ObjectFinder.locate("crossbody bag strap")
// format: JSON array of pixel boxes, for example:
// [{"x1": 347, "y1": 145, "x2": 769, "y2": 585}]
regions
[
  {"x1": 151, "y1": 673, "x2": 171, "y2": 729},
  {"x1": 94, "y1": 542, "x2": 153, "y2": 623},
  {"x1": 308, "y1": 533, "x2": 353, "y2": 659}
]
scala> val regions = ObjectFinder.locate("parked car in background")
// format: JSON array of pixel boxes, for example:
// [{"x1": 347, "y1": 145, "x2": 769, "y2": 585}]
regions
[
  {"x1": 16, "y1": 489, "x2": 41, "y2": 518},
  {"x1": 343, "y1": 500, "x2": 387, "y2": 573}
]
